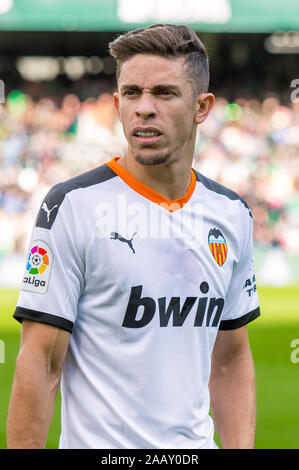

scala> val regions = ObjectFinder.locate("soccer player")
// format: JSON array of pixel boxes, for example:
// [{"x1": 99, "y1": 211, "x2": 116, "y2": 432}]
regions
[{"x1": 7, "y1": 24, "x2": 260, "y2": 449}]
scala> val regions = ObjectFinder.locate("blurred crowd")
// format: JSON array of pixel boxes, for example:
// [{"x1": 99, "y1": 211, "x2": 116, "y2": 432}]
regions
[
  {"x1": 196, "y1": 95, "x2": 299, "y2": 253},
  {"x1": 0, "y1": 87, "x2": 299, "y2": 258}
]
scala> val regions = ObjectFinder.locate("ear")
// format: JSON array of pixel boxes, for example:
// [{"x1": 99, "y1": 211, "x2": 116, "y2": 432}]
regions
[
  {"x1": 113, "y1": 92, "x2": 121, "y2": 121},
  {"x1": 194, "y1": 93, "x2": 215, "y2": 125}
]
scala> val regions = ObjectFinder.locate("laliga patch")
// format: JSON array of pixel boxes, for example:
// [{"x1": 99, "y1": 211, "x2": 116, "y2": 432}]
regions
[
  {"x1": 208, "y1": 228, "x2": 228, "y2": 266},
  {"x1": 21, "y1": 240, "x2": 53, "y2": 294}
]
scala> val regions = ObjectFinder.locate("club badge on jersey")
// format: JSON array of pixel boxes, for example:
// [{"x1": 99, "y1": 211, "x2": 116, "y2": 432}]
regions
[
  {"x1": 208, "y1": 228, "x2": 228, "y2": 266},
  {"x1": 21, "y1": 240, "x2": 53, "y2": 294}
]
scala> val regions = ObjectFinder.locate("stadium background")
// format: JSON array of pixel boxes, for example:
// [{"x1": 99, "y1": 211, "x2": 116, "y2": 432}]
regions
[{"x1": 0, "y1": 0, "x2": 298, "y2": 449}]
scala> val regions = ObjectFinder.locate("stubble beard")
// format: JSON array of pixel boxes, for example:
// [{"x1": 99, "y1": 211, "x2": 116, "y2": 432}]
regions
[{"x1": 134, "y1": 151, "x2": 171, "y2": 167}]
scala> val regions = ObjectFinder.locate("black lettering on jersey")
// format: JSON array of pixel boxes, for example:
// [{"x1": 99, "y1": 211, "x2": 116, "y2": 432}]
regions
[
  {"x1": 158, "y1": 297, "x2": 197, "y2": 327},
  {"x1": 247, "y1": 284, "x2": 257, "y2": 297},
  {"x1": 123, "y1": 285, "x2": 224, "y2": 328},
  {"x1": 207, "y1": 298, "x2": 225, "y2": 326},
  {"x1": 194, "y1": 298, "x2": 208, "y2": 326},
  {"x1": 23, "y1": 277, "x2": 46, "y2": 288},
  {"x1": 243, "y1": 274, "x2": 257, "y2": 297},
  {"x1": 122, "y1": 286, "x2": 156, "y2": 328},
  {"x1": 36, "y1": 164, "x2": 116, "y2": 229}
]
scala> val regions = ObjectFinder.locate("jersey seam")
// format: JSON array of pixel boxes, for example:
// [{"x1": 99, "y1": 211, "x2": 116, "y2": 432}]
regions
[
  {"x1": 193, "y1": 169, "x2": 252, "y2": 218},
  {"x1": 106, "y1": 158, "x2": 196, "y2": 211},
  {"x1": 63, "y1": 194, "x2": 86, "y2": 275},
  {"x1": 36, "y1": 164, "x2": 117, "y2": 231}
]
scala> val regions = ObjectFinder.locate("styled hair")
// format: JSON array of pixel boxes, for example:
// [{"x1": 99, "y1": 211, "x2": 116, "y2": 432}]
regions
[{"x1": 109, "y1": 24, "x2": 209, "y2": 96}]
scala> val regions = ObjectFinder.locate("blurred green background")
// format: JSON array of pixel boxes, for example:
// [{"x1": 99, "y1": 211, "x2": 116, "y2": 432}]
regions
[
  {"x1": 1, "y1": 286, "x2": 298, "y2": 449},
  {"x1": 0, "y1": 0, "x2": 299, "y2": 451}
]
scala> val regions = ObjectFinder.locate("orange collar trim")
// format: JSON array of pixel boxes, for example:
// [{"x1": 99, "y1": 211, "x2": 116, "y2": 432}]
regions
[{"x1": 106, "y1": 157, "x2": 196, "y2": 212}]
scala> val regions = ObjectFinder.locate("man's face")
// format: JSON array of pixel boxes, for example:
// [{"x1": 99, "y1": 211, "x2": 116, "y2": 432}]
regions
[{"x1": 114, "y1": 54, "x2": 205, "y2": 166}]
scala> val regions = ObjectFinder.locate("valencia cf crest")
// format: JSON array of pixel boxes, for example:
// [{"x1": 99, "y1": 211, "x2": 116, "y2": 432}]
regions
[{"x1": 208, "y1": 228, "x2": 227, "y2": 266}]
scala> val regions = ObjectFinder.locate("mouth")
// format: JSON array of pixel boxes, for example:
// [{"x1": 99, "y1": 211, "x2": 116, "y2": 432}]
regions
[{"x1": 132, "y1": 127, "x2": 162, "y2": 144}]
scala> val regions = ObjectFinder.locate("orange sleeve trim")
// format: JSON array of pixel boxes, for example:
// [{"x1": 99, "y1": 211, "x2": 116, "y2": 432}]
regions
[{"x1": 106, "y1": 157, "x2": 196, "y2": 212}]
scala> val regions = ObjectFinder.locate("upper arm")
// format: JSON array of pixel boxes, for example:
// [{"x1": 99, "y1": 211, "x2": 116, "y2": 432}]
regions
[
  {"x1": 13, "y1": 188, "x2": 84, "y2": 334},
  {"x1": 18, "y1": 319, "x2": 70, "y2": 375},
  {"x1": 211, "y1": 325, "x2": 252, "y2": 369}
]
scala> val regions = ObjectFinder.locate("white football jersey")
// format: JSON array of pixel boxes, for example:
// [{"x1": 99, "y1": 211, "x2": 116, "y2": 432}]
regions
[{"x1": 14, "y1": 157, "x2": 260, "y2": 449}]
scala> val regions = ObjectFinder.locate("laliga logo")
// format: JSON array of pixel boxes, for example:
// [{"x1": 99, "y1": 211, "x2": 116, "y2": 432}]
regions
[
  {"x1": 24, "y1": 244, "x2": 49, "y2": 287},
  {"x1": 22, "y1": 240, "x2": 52, "y2": 293},
  {"x1": 26, "y1": 244, "x2": 49, "y2": 274}
]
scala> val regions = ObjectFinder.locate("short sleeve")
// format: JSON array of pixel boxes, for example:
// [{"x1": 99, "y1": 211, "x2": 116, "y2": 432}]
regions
[
  {"x1": 13, "y1": 191, "x2": 84, "y2": 333},
  {"x1": 219, "y1": 210, "x2": 260, "y2": 330}
]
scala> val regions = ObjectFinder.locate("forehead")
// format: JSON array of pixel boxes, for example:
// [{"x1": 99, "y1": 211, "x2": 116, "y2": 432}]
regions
[{"x1": 118, "y1": 54, "x2": 188, "y2": 88}]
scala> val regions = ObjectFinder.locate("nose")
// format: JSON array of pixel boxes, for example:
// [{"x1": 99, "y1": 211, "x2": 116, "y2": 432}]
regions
[{"x1": 135, "y1": 92, "x2": 156, "y2": 119}]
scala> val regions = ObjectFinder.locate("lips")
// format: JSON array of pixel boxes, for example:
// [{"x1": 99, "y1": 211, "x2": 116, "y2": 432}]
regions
[{"x1": 132, "y1": 127, "x2": 162, "y2": 144}]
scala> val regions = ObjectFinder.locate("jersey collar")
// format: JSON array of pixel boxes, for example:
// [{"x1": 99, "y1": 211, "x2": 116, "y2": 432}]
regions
[{"x1": 106, "y1": 157, "x2": 196, "y2": 212}]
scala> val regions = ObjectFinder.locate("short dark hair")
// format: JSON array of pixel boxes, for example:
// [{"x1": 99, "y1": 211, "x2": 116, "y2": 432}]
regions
[{"x1": 109, "y1": 24, "x2": 210, "y2": 96}]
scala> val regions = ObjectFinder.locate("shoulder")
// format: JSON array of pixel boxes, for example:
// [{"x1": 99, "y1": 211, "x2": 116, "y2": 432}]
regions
[
  {"x1": 193, "y1": 168, "x2": 252, "y2": 218},
  {"x1": 36, "y1": 163, "x2": 117, "y2": 230},
  {"x1": 47, "y1": 163, "x2": 116, "y2": 200}
]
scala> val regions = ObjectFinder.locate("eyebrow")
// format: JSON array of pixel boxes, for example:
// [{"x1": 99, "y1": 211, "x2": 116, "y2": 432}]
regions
[{"x1": 120, "y1": 84, "x2": 181, "y2": 94}]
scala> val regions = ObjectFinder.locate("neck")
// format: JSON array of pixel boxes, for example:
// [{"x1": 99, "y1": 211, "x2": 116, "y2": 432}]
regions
[{"x1": 117, "y1": 147, "x2": 195, "y2": 201}]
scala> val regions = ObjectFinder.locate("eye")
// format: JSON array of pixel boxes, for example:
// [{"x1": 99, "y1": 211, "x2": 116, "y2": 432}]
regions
[
  {"x1": 156, "y1": 89, "x2": 175, "y2": 98},
  {"x1": 123, "y1": 90, "x2": 138, "y2": 97}
]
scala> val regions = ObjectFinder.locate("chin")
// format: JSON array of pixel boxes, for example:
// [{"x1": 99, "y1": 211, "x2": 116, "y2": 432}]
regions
[{"x1": 134, "y1": 152, "x2": 171, "y2": 166}]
